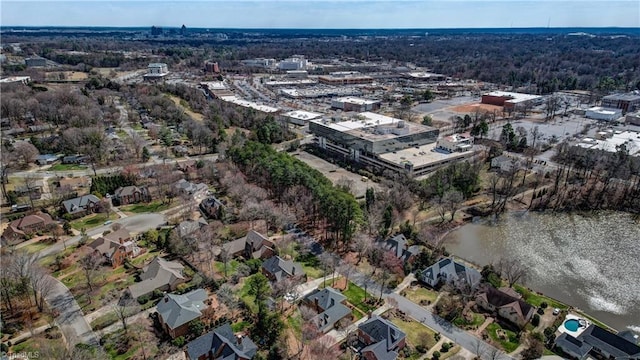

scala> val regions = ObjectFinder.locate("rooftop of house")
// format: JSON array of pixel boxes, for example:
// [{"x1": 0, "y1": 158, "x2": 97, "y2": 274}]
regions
[
  {"x1": 578, "y1": 324, "x2": 640, "y2": 358},
  {"x1": 476, "y1": 286, "x2": 534, "y2": 320},
  {"x1": 555, "y1": 333, "x2": 593, "y2": 358},
  {"x1": 262, "y1": 255, "x2": 303, "y2": 282},
  {"x1": 304, "y1": 287, "x2": 346, "y2": 311},
  {"x1": 186, "y1": 323, "x2": 258, "y2": 360},
  {"x1": 114, "y1": 185, "x2": 141, "y2": 197},
  {"x1": 62, "y1": 194, "x2": 100, "y2": 214},
  {"x1": 381, "y1": 234, "x2": 420, "y2": 263},
  {"x1": 157, "y1": 288, "x2": 207, "y2": 330},
  {"x1": 421, "y1": 257, "x2": 482, "y2": 287},
  {"x1": 9, "y1": 212, "x2": 53, "y2": 230},
  {"x1": 129, "y1": 257, "x2": 185, "y2": 299},
  {"x1": 359, "y1": 315, "x2": 406, "y2": 360}
]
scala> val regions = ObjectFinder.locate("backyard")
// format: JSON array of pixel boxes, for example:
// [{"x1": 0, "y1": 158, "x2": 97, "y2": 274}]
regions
[
  {"x1": 402, "y1": 287, "x2": 440, "y2": 306},
  {"x1": 342, "y1": 281, "x2": 378, "y2": 314},
  {"x1": 486, "y1": 322, "x2": 520, "y2": 353},
  {"x1": 390, "y1": 314, "x2": 438, "y2": 359}
]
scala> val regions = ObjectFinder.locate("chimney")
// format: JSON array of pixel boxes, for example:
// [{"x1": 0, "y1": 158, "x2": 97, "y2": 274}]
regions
[
  {"x1": 119, "y1": 238, "x2": 124, "y2": 244},
  {"x1": 164, "y1": 296, "x2": 169, "y2": 303},
  {"x1": 314, "y1": 298, "x2": 319, "y2": 311},
  {"x1": 330, "y1": 298, "x2": 335, "y2": 308},
  {"x1": 236, "y1": 334, "x2": 242, "y2": 346}
]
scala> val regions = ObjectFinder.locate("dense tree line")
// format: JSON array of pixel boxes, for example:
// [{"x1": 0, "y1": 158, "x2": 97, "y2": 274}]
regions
[
  {"x1": 90, "y1": 174, "x2": 138, "y2": 197},
  {"x1": 228, "y1": 141, "x2": 362, "y2": 246}
]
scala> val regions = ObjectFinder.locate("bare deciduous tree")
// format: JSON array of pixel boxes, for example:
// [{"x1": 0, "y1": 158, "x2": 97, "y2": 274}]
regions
[
  {"x1": 113, "y1": 296, "x2": 138, "y2": 333},
  {"x1": 497, "y1": 258, "x2": 528, "y2": 288},
  {"x1": 79, "y1": 253, "x2": 101, "y2": 293}
]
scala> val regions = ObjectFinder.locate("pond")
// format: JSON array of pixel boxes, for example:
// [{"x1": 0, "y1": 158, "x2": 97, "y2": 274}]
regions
[{"x1": 443, "y1": 211, "x2": 640, "y2": 333}]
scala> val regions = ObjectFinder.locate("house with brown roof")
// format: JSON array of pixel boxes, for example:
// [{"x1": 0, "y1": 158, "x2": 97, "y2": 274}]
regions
[
  {"x1": 113, "y1": 185, "x2": 149, "y2": 205},
  {"x1": 88, "y1": 228, "x2": 142, "y2": 268},
  {"x1": 476, "y1": 286, "x2": 535, "y2": 329},
  {"x1": 1, "y1": 212, "x2": 54, "y2": 245},
  {"x1": 218, "y1": 230, "x2": 275, "y2": 260}
]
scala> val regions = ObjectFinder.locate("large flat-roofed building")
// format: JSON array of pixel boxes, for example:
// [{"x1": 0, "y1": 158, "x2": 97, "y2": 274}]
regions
[
  {"x1": 576, "y1": 130, "x2": 640, "y2": 157},
  {"x1": 25, "y1": 57, "x2": 47, "y2": 67},
  {"x1": 144, "y1": 63, "x2": 169, "y2": 81},
  {"x1": 310, "y1": 112, "x2": 471, "y2": 176},
  {"x1": 331, "y1": 97, "x2": 381, "y2": 112},
  {"x1": 241, "y1": 58, "x2": 276, "y2": 68},
  {"x1": 602, "y1": 93, "x2": 640, "y2": 114},
  {"x1": 319, "y1": 71, "x2": 374, "y2": 85},
  {"x1": 436, "y1": 133, "x2": 474, "y2": 153},
  {"x1": 404, "y1": 72, "x2": 447, "y2": 81},
  {"x1": 280, "y1": 110, "x2": 324, "y2": 126},
  {"x1": 585, "y1": 106, "x2": 622, "y2": 121},
  {"x1": 280, "y1": 87, "x2": 360, "y2": 98},
  {"x1": 278, "y1": 56, "x2": 309, "y2": 71},
  {"x1": 481, "y1": 91, "x2": 542, "y2": 110},
  {"x1": 219, "y1": 95, "x2": 279, "y2": 113}
]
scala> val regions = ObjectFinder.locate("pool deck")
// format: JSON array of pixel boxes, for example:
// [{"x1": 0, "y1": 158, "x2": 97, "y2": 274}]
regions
[{"x1": 558, "y1": 314, "x2": 591, "y2": 337}]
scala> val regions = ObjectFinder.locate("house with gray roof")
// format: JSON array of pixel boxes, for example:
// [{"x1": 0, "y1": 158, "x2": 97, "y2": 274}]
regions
[
  {"x1": 555, "y1": 324, "x2": 640, "y2": 360},
  {"x1": 157, "y1": 288, "x2": 208, "y2": 339},
  {"x1": 357, "y1": 315, "x2": 406, "y2": 360},
  {"x1": 476, "y1": 286, "x2": 535, "y2": 329},
  {"x1": 380, "y1": 234, "x2": 420, "y2": 264},
  {"x1": 127, "y1": 257, "x2": 186, "y2": 299},
  {"x1": 419, "y1": 257, "x2": 481, "y2": 289},
  {"x1": 186, "y1": 323, "x2": 257, "y2": 360},
  {"x1": 62, "y1": 194, "x2": 100, "y2": 217},
  {"x1": 261, "y1": 255, "x2": 304, "y2": 282},
  {"x1": 175, "y1": 179, "x2": 208, "y2": 197},
  {"x1": 176, "y1": 218, "x2": 208, "y2": 239},
  {"x1": 302, "y1": 287, "x2": 352, "y2": 333}
]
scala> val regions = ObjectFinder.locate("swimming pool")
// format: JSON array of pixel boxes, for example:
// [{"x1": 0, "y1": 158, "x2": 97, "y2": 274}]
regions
[{"x1": 564, "y1": 319, "x2": 580, "y2": 332}]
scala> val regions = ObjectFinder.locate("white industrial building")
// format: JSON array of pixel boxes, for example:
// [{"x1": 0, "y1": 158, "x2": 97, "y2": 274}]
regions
[
  {"x1": 218, "y1": 96, "x2": 279, "y2": 113},
  {"x1": 576, "y1": 130, "x2": 640, "y2": 156},
  {"x1": 241, "y1": 58, "x2": 276, "y2": 68},
  {"x1": 585, "y1": 107, "x2": 622, "y2": 121},
  {"x1": 278, "y1": 56, "x2": 309, "y2": 71},
  {"x1": 144, "y1": 63, "x2": 169, "y2": 81},
  {"x1": 0, "y1": 76, "x2": 31, "y2": 84},
  {"x1": 280, "y1": 110, "x2": 324, "y2": 126},
  {"x1": 331, "y1": 97, "x2": 381, "y2": 112}
]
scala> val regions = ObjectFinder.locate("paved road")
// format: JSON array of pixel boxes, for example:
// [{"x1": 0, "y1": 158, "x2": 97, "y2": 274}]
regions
[
  {"x1": 37, "y1": 213, "x2": 166, "y2": 259},
  {"x1": 46, "y1": 275, "x2": 99, "y2": 347}
]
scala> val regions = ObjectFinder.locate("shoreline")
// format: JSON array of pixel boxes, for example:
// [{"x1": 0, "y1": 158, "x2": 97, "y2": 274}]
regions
[{"x1": 438, "y1": 209, "x2": 627, "y2": 334}]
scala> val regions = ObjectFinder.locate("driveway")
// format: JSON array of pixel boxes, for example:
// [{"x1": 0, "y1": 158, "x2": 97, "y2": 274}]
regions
[{"x1": 46, "y1": 275, "x2": 99, "y2": 347}]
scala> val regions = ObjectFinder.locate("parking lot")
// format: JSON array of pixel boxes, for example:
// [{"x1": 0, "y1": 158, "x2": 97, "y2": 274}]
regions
[{"x1": 487, "y1": 116, "x2": 600, "y2": 145}]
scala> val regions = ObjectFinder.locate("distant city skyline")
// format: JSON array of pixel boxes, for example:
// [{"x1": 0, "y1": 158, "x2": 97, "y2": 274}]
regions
[{"x1": 1, "y1": 1, "x2": 639, "y2": 29}]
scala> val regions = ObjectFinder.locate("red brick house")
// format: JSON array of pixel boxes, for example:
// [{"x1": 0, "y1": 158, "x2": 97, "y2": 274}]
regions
[
  {"x1": 157, "y1": 289, "x2": 207, "y2": 339},
  {"x1": 87, "y1": 228, "x2": 141, "y2": 268}
]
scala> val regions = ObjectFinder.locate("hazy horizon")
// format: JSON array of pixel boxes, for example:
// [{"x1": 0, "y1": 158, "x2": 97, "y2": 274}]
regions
[{"x1": 1, "y1": 1, "x2": 639, "y2": 29}]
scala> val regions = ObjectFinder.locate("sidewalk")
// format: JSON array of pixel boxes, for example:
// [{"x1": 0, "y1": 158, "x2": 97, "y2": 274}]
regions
[
  {"x1": 6, "y1": 324, "x2": 51, "y2": 345},
  {"x1": 96, "y1": 307, "x2": 156, "y2": 336},
  {"x1": 84, "y1": 300, "x2": 118, "y2": 323}
]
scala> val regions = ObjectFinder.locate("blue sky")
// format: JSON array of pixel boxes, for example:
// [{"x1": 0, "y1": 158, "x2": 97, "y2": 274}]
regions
[{"x1": 1, "y1": 1, "x2": 639, "y2": 28}]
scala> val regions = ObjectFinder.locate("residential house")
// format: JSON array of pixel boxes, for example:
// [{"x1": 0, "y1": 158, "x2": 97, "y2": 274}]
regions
[
  {"x1": 261, "y1": 255, "x2": 304, "y2": 282},
  {"x1": 128, "y1": 257, "x2": 187, "y2": 299},
  {"x1": 58, "y1": 176, "x2": 91, "y2": 191},
  {"x1": 157, "y1": 288, "x2": 208, "y2": 339},
  {"x1": 1, "y1": 212, "x2": 54, "y2": 245},
  {"x1": 62, "y1": 194, "x2": 101, "y2": 217},
  {"x1": 380, "y1": 234, "x2": 420, "y2": 264},
  {"x1": 555, "y1": 324, "x2": 640, "y2": 360},
  {"x1": 302, "y1": 287, "x2": 352, "y2": 333},
  {"x1": 175, "y1": 179, "x2": 208, "y2": 197},
  {"x1": 113, "y1": 185, "x2": 149, "y2": 205},
  {"x1": 358, "y1": 315, "x2": 406, "y2": 360},
  {"x1": 419, "y1": 257, "x2": 482, "y2": 289},
  {"x1": 218, "y1": 230, "x2": 275, "y2": 260},
  {"x1": 176, "y1": 218, "x2": 208, "y2": 239},
  {"x1": 475, "y1": 286, "x2": 535, "y2": 329},
  {"x1": 186, "y1": 323, "x2": 257, "y2": 360},
  {"x1": 491, "y1": 155, "x2": 519, "y2": 173},
  {"x1": 62, "y1": 154, "x2": 90, "y2": 164},
  {"x1": 15, "y1": 181, "x2": 44, "y2": 200},
  {"x1": 34, "y1": 154, "x2": 59, "y2": 166},
  {"x1": 199, "y1": 196, "x2": 225, "y2": 220},
  {"x1": 88, "y1": 228, "x2": 142, "y2": 268}
]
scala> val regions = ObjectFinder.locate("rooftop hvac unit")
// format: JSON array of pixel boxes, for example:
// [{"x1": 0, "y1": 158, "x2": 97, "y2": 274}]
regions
[{"x1": 397, "y1": 120, "x2": 405, "y2": 128}]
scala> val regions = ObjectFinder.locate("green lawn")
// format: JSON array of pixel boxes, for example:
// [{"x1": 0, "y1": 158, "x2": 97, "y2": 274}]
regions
[
  {"x1": 47, "y1": 163, "x2": 87, "y2": 171},
  {"x1": 22, "y1": 240, "x2": 52, "y2": 253},
  {"x1": 453, "y1": 312, "x2": 485, "y2": 329},
  {"x1": 296, "y1": 253, "x2": 324, "y2": 279},
  {"x1": 232, "y1": 321, "x2": 250, "y2": 332},
  {"x1": 486, "y1": 322, "x2": 520, "y2": 353},
  {"x1": 90, "y1": 312, "x2": 119, "y2": 330},
  {"x1": 391, "y1": 317, "x2": 437, "y2": 350},
  {"x1": 513, "y1": 284, "x2": 568, "y2": 309},
  {"x1": 342, "y1": 281, "x2": 377, "y2": 314},
  {"x1": 214, "y1": 259, "x2": 241, "y2": 277},
  {"x1": 403, "y1": 287, "x2": 439, "y2": 305},
  {"x1": 70, "y1": 213, "x2": 119, "y2": 230},
  {"x1": 120, "y1": 201, "x2": 170, "y2": 214}
]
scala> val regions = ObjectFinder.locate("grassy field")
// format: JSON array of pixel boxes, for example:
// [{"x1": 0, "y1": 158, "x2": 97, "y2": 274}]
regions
[
  {"x1": 22, "y1": 240, "x2": 53, "y2": 253},
  {"x1": 403, "y1": 287, "x2": 439, "y2": 305},
  {"x1": 486, "y1": 322, "x2": 520, "y2": 353},
  {"x1": 70, "y1": 213, "x2": 119, "y2": 230},
  {"x1": 47, "y1": 163, "x2": 87, "y2": 171},
  {"x1": 214, "y1": 259, "x2": 241, "y2": 277},
  {"x1": 119, "y1": 201, "x2": 171, "y2": 214},
  {"x1": 514, "y1": 284, "x2": 568, "y2": 310},
  {"x1": 10, "y1": 327, "x2": 63, "y2": 354},
  {"x1": 296, "y1": 253, "x2": 324, "y2": 279},
  {"x1": 90, "y1": 312, "x2": 119, "y2": 330},
  {"x1": 390, "y1": 317, "x2": 437, "y2": 350},
  {"x1": 453, "y1": 312, "x2": 486, "y2": 329},
  {"x1": 342, "y1": 281, "x2": 377, "y2": 314}
]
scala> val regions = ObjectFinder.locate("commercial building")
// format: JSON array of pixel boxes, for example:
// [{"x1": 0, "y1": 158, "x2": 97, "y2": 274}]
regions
[
  {"x1": 144, "y1": 63, "x2": 169, "y2": 81},
  {"x1": 204, "y1": 61, "x2": 219, "y2": 73},
  {"x1": 0, "y1": 76, "x2": 31, "y2": 85},
  {"x1": 286, "y1": 70, "x2": 308, "y2": 79},
  {"x1": 277, "y1": 55, "x2": 309, "y2": 70},
  {"x1": 585, "y1": 106, "x2": 622, "y2": 121},
  {"x1": 481, "y1": 91, "x2": 542, "y2": 110},
  {"x1": 602, "y1": 93, "x2": 640, "y2": 114},
  {"x1": 319, "y1": 71, "x2": 374, "y2": 85},
  {"x1": 219, "y1": 95, "x2": 279, "y2": 113},
  {"x1": 576, "y1": 130, "x2": 640, "y2": 157},
  {"x1": 436, "y1": 133, "x2": 474, "y2": 153},
  {"x1": 625, "y1": 111, "x2": 640, "y2": 126},
  {"x1": 280, "y1": 110, "x2": 324, "y2": 126},
  {"x1": 279, "y1": 87, "x2": 360, "y2": 98},
  {"x1": 404, "y1": 72, "x2": 447, "y2": 81},
  {"x1": 25, "y1": 57, "x2": 47, "y2": 67},
  {"x1": 331, "y1": 97, "x2": 381, "y2": 112},
  {"x1": 310, "y1": 112, "x2": 472, "y2": 176},
  {"x1": 241, "y1": 58, "x2": 276, "y2": 68}
]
